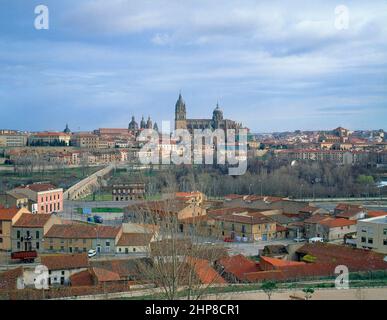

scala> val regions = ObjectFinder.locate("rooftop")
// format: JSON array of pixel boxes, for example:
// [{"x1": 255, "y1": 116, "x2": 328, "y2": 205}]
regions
[
  {"x1": 45, "y1": 224, "x2": 121, "y2": 239},
  {"x1": 0, "y1": 207, "x2": 21, "y2": 221},
  {"x1": 13, "y1": 213, "x2": 53, "y2": 228},
  {"x1": 117, "y1": 233, "x2": 153, "y2": 247},
  {"x1": 40, "y1": 253, "x2": 89, "y2": 271}
]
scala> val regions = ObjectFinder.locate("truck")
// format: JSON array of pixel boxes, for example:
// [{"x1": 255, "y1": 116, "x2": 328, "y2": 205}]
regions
[{"x1": 11, "y1": 251, "x2": 38, "y2": 263}]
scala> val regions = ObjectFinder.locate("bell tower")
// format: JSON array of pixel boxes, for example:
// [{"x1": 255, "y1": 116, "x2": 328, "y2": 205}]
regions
[{"x1": 175, "y1": 92, "x2": 187, "y2": 130}]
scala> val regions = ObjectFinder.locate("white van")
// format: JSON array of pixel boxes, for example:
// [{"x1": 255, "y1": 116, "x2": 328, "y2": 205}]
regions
[{"x1": 309, "y1": 237, "x2": 324, "y2": 244}]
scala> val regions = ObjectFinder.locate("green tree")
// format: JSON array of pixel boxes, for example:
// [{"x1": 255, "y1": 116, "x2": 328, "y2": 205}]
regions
[{"x1": 261, "y1": 281, "x2": 277, "y2": 300}]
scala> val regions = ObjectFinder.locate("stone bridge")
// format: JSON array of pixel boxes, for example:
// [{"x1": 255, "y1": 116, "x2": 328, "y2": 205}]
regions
[{"x1": 64, "y1": 164, "x2": 115, "y2": 200}]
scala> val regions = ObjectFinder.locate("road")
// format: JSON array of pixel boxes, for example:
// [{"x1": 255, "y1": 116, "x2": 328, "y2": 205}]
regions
[{"x1": 203, "y1": 287, "x2": 387, "y2": 300}]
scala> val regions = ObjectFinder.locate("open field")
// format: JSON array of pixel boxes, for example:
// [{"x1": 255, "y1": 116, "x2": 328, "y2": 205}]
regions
[{"x1": 0, "y1": 166, "x2": 104, "y2": 191}]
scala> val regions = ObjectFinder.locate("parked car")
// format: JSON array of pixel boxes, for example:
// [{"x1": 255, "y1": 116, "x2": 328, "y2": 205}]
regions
[
  {"x1": 309, "y1": 237, "x2": 324, "y2": 244},
  {"x1": 88, "y1": 249, "x2": 97, "y2": 258},
  {"x1": 294, "y1": 238, "x2": 306, "y2": 243},
  {"x1": 224, "y1": 237, "x2": 234, "y2": 243},
  {"x1": 93, "y1": 215, "x2": 103, "y2": 224}
]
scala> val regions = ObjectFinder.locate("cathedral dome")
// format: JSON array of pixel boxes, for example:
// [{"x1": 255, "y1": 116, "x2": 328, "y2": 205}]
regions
[
  {"x1": 128, "y1": 116, "x2": 138, "y2": 130},
  {"x1": 212, "y1": 103, "x2": 223, "y2": 121},
  {"x1": 63, "y1": 124, "x2": 71, "y2": 134}
]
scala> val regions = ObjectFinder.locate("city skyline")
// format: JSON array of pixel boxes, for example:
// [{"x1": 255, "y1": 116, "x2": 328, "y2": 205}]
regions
[{"x1": 1, "y1": 1, "x2": 387, "y2": 132}]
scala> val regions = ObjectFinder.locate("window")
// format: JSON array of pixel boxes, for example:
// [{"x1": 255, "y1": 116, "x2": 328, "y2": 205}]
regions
[
  {"x1": 49, "y1": 246, "x2": 53, "y2": 250},
  {"x1": 17, "y1": 231, "x2": 20, "y2": 239},
  {"x1": 0, "y1": 238, "x2": 2, "y2": 243},
  {"x1": 368, "y1": 238, "x2": 373, "y2": 244},
  {"x1": 105, "y1": 241, "x2": 110, "y2": 247},
  {"x1": 384, "y1": 229, "x2": 387, "y2": 236},
  {"x1": 36, "y1": 231, "x2": 40, "y2": 239},
  {"x1": 60, "y1": 246, "x2": 64, "y2": 251},
  {"x1": 61, "y1": 271, "x2": 65, "y2": 275},
  {"x1": 17, "y1": 242, "x2": 20, "y2": 249},
  {"x1": 361, "y1": 237, "x2": 366, "y2": 243},
  {"x1": 384, "y1": 240, "x2": 387, "y2": 246},
  {"x1": 133, "y1": 248, "x2": 136, "y2": 252},
  {"x1": 36, "y1": 242, "x2": 40, "y2": 250},
  {"x1": 26, "y1": 231, "x2": 30, "y2": 237},
  {"x1": 242, "y1": 225, "x2": 246, "y2": 233}
]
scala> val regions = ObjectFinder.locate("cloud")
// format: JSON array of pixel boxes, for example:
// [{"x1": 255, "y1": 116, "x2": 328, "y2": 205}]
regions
[{"x1": 0, "y1": 0, "x2": 386, "y2": 132}]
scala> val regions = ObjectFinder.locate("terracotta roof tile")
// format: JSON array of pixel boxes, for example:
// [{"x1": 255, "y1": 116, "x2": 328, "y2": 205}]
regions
[
  {"x1": 91, "y1": 267, "x2": 121, "y2": 282},
  {"x1": 45, "y1": 224, "x2": 121, "y2": 239},
  {"x1": 187, "y1": 257, "x2": 226, "y2": 284},
  {"x1": 319, "y1": 218, "x2": 356, "y2": 228},
  {"x1": 0, "y1": 207, "x2": 20, "y2": 220},
  {"x1": 13, "y1": 213, "x2": 53, "y2": 228},
  {"x1": 117, "y1": 233, "x2": 153, "y2": 247},
  {"x1": 41, "y1": 253, "x2": 89, "y2": 271}
]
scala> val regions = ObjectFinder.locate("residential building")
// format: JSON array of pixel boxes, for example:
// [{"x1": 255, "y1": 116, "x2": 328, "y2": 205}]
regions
[
  {"x1": 0, "y1": 191, "x2": 29, "y2": 209},
  {"x1": 40, "y1": 253, "x2": 89, "y2": 286},
  {"x1": 71, "y1": 133, "x2": 99, "y2": 149},
  {"x1": 112, "y1": 183, "x2": 145, "y2": 201},
  {"x1": 357, "y1": 215, "x2": 387, "y2": 254},
  {"x1": 116, "y1": 233, "x2": 153, "y2": 254},
  {"x1": 44, "y1": 224, "x2": 122, "y2": 254},
  {"x1": 317, "y1": 218, "x2": 357, "y2": 241},
  {"x1": 13, "y1": 183, "x2": 63, "y2": 214},
  {"x1": 0, "y1": 207, "x2": 29, "y2": 251},
  {"x1": 124, "y1": 200, "x2": 206, "y2": 232},
  {"x1": 212, "y1": 208, "x2": 277, "y2": 242},
  {"x1": 11, "y1": 213, "x2": 61, "y2": 252}
]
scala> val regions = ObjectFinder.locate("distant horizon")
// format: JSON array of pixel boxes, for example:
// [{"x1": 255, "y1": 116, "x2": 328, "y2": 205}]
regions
[{"x1": 1, "y1": 1, "x2": 387, "y2": 132}]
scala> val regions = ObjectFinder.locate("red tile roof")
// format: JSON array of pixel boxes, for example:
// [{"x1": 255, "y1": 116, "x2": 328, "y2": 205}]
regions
[
  {"x1": 41, "y1": 253, "x2": 89, "y2": 271},
  {"x1": 117, "y1": 233, "x2": 153, "y2": 247},
  {"x1": 187, "y1": 257, "x2": 226, "y2": 285},
  {"x1": 296, "y1": 243, "x2": 387, "y2": 271},
  {"x1": 259, "y1": 256, "x2": 306, "y2": 269},
  {"x1": 13, "y1": 213, "x2": 53, "y2": 228},
  {"x1": 214, "y1": 211, "x2": 274, "y2": 225},
  {"x1": 0, "y1": 207, "x2": 20, "y2": 220},
  {"x1": 217, "y1": 254, "x2": 258, "y2": 281},
  {"x1": 45, "y1": 224, "x2": 121, "y2": 239},
  {"x1": 69, "y1": 270, "x2": 94, "y2": 287},
  {"x1": 91, "y1": 267, "x2": 121, "y2": 282},
  {"x1": 18, "y1": 183, "x2": 60, "y2": 192},
  {"x1": 319, "y1": 218, "x2": 356, "y2": 228},
  {"x1": 367, "y1": 211, "x2": 387, "y2": 218},
  {"x1": 0, "y1": 267, "x2": 24, "y2": 291},
  {"x1": 304, "y1": 214, "x2": 331, "y2": 224}
]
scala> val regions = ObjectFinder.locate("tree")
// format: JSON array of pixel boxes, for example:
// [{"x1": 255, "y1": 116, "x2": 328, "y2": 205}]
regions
[
  {"x1": 260, "y1": 281, "x2": 277, "y2": 300},
  {"x1": 302, "y1": 287, "x2": 315, "y2": 300},
  {"x1": 125, "y1": 171, "x2": 227, "y2": 300}
]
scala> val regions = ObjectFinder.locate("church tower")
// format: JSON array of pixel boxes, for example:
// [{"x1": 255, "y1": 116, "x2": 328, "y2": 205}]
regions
[{"x1": 175, "y1": 93, "x2": 187, "y2": 130}]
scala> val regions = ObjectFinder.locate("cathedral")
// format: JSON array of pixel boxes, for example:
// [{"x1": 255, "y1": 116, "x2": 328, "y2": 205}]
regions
[
  {"x1": 128, "y1": 115, "x2": 158, "y2": 133},
  {"x1": 175, "y1": 93, "x2": 243, "y2": 133}
]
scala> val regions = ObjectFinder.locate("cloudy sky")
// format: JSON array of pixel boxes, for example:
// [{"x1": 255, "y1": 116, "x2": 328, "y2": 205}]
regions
[{"x1": 1, "y1": 0, "x2": 386, "y2": 132}]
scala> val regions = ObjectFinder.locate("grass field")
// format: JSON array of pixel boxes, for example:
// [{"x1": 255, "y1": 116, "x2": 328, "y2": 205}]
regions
[
  {"x1": 0, "y1": 166, "x2": 104, "y2": 191},
  {"x1": 76, "y1": 207, "x2": 124, "y2": 214}
]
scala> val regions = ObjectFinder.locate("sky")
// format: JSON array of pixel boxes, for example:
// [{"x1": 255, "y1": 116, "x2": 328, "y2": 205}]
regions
[{"x1": 0, "y1": 0, "x2": 386, "y2": 133}]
